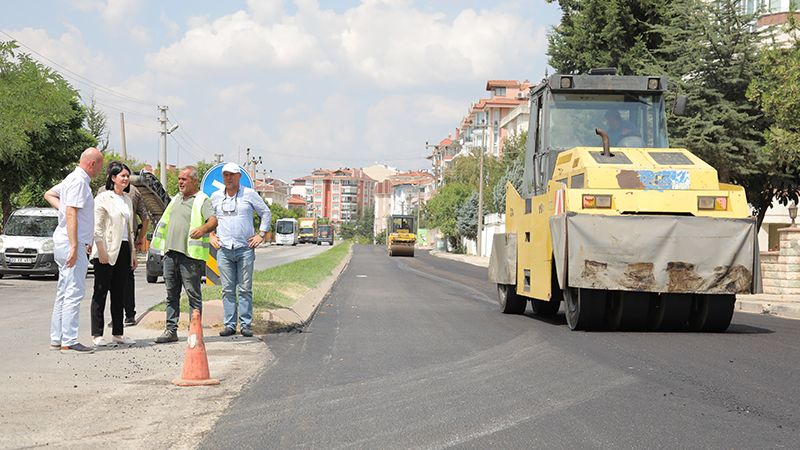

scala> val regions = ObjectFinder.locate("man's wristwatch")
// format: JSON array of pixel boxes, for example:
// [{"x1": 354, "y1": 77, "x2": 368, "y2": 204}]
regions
[{"x1": 259, "y1": 231, "x2": 266, "y2": 238}]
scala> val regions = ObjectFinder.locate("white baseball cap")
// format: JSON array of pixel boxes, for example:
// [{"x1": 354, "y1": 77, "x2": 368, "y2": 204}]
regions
[{"x1": 222, "y1": 162, "x2": 241, "y2": 174}]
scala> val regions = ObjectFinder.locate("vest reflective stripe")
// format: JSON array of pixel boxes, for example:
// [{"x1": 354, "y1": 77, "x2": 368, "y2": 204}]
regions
[{"x1": 150, "y1": 192, "x2": 211, "y2": 261}]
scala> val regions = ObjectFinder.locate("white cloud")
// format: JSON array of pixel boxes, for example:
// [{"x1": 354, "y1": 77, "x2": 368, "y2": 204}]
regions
[
  {"x1": 146, "y1": 10, "x2": 333, "y2": 76},
  {"x1": 6, "y1": 27, "x2": 109, "y2": 79},
  {"x1": 145, "y1": 1, "x2": 546, "y2": 88},
  {"x1": 101, "y1": 0, "x2": 140, "y2": 23},
  {"x1": 246, "y1": 0, "x2": 284, "y2": 23}
]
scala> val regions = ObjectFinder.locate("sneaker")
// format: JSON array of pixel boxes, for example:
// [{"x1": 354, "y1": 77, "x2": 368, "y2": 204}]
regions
[
  {"x1": 240, "y1": 327, "x2": 253, "y2": 337},
  {"x1": 50, "y1": 342, "x2": 62, "y2": 351},
  {"x1": 124, "y1": 317, "x2": 136, "y2": 327},
  {"x1": 154, "y1": 329, "x2": 178, "y2": 344},
  {"x1": 113, "y1": 335, "x2": 136, "y2": 345},
  {"x1": 219, "y1": 326, "x2": 236, "y2": 337},
  {"x1": 92, "y1": 336, "x2": 114, "y2": 347},
  {"x1": 61, "y1": 343, "x2": 95, "y2": 354}
]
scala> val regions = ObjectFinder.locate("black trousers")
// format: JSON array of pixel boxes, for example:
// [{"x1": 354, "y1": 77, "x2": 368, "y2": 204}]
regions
[
  {"x1": 124, "y1": 268, "x2": 136, "y2": 320},
  {"x1": 91, "y1": 242, "x2": 131, "y2": 337}
]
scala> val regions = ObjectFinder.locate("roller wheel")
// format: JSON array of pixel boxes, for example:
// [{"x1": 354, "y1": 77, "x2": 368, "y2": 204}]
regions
[
  {"x1": 648, "y1": 293, "x2": 691, "y2": 331},
  {"x1": 606, "y1": 291, "x2": 650, "y2": 331},
  {"x1": 531, "y1": 298, "x2": 560, "y2": 316},
  {"x1": 688, "y1": 294, "x2": 735, "y2": 332},
  {"x1": 564, "y1": 288, "x2": 607, "y2": 330},
  {"x1": 498, "y1": 284, "x2": 526, "y2": 315},
  {"x1": 146, "y1": 275, "x2": 158, "y2": 284}
]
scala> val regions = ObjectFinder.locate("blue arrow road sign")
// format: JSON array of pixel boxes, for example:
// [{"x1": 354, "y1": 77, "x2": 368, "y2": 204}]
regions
[{"x1": 200, "y1": 163, "x2": 253, "y2": 197}]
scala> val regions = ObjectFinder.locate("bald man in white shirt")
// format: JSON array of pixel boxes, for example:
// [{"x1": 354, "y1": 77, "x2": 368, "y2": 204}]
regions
[{"x1": 44, "y1": 147, "x2": 104, "y2": 353}]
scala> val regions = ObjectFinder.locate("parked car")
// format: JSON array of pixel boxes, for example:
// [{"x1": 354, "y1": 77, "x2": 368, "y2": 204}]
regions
[
  {"x1": 145, "y1": 232, "x2": 162, "y2": 283},
  {"x1": 316, "y1": 224, "x2": 334, "y2": 245},
  {"x1": 0, "y1": 208, "x2": 59, "y2": 279}
]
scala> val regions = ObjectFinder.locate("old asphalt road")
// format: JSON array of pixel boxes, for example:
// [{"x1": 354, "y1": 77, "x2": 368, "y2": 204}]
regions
[{"x1": 202, "y1": 245, "x2": 800, "y2": 449}]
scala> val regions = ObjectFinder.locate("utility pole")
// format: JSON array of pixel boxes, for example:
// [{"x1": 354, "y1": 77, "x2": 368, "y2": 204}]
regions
[
  {"x1": 158, "y1": 105, "x2": 168, "y2": 188},
  {"x1": 477, "y1": 119, "x2": 485, "y2": 257},
  {"x1": 214, "y1": 153, "x2": 224, "y2": 164},
  {"x1": 119, "y1": 112, "x2": 127, "y2": 160}
]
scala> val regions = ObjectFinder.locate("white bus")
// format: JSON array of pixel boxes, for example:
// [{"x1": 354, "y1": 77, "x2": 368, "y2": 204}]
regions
[{"x1": 275, "y1": 218, "x2": 299, "y2": 246}]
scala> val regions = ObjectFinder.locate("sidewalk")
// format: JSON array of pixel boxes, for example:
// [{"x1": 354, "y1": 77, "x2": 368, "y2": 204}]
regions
[{"x1": 429, "y1": 250, "x2": 800, "y2": 321}]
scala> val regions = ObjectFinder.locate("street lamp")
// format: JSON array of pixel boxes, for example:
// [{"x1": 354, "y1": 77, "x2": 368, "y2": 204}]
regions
[{"x1": 789, "y1": 201, "x2": 797, "y2": 227}]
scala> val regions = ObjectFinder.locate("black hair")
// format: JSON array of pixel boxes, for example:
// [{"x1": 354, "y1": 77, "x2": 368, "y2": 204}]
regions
[{"x1": 105, "y1": 161, "x2": 132, "y2": 193}]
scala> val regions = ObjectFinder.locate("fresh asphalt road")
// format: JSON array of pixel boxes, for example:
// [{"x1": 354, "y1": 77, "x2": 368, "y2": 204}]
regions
[{"x1": 203, "y1": 244, "x2": 800, "y2": 449}]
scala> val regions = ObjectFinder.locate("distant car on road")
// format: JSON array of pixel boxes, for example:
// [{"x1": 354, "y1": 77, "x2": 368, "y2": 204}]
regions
[
  {"x1": 316, "y1": 224, "x2": 334, "y2": 245},
  {"x1": 0, "y1": 207, "x2": 59, "y2": 279}
]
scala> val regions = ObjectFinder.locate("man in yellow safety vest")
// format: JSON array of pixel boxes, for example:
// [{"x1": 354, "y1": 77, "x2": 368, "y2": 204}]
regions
[{"x1": 150, "y1": 166, "x2": 217, "y2": 343}]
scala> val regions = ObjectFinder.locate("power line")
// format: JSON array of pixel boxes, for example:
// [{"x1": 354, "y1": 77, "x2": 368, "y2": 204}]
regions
[
  {"x1": 0, "y1": 30, "x2": 154, "y2": 107},
  {"x1": 167, "y1": 111, "x2": 215, "y2": 156}
]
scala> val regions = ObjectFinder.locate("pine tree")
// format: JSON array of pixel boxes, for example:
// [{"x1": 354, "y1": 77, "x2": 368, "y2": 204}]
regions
[
  {"x1": 456, "y1": 191, "x2": 479, "y2": 241},
  {"x1": 546, "y1": 0, "x2": 670, "y2": 75}
]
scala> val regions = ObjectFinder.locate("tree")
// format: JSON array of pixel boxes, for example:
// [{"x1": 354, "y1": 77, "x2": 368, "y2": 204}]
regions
[
  {"x1": 424, "y1": 182, "x2": 472, "y2": 248},
  {"x1": 548, "y1": 1, "x2": 780, "y2": 227},
  {"x1": 85, "y1": 95, "x2": 109, "y2": 151},
  {"x1": 456, "y1": 191, "x2": 479, "y2": 241},
  {"x1": 0, "y1": 41, "x2": 95, "y2": 229},
  {"x1": 443, "y1": 147, "x2": 504, "y2": 213},
  {"x1": 649, "y1": 0, "x2": 768, "y2": 224},
  {"x1": 492, "y1": 132, "x2": 526, "y2": 212},
  {"x1": 546, "y1": 0, "x2": 670, "y2": 75},
  {"x1": 747, "y1": 17, "x2": 800, "y2": 222}
]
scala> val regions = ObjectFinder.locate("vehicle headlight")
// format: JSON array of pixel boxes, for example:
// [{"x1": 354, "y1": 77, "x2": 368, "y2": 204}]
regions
[{"x1": 42, "y1": 239, "x2": 54, "y2": 252}]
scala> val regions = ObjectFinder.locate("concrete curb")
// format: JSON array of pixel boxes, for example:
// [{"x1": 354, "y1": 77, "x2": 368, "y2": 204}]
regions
[
  {"x1": 262, "y1": 245, "x2": 353, "y2": 333},
  {"x1": 428, "y1": 250, "x2": 800, "y2": 321},
  {"x1": 736, "y1": 297, "x2": 800, "y2": 320}
]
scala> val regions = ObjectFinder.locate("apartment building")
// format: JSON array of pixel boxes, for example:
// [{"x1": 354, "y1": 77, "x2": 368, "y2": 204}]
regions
[
  {"x1": 307, "y1": 168, "x2": 376, "y2": 223},
  {"x1": 374, "y1": 171, "x2": 436, "y2": 236},
  {"x1": 459, "y1": 80, "x2": 532, "y2": 158}
]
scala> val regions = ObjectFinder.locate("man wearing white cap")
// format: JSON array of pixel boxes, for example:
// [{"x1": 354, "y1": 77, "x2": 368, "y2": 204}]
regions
[{"x1": 210, "y1": 163, "x2": 271, "y2": 337}]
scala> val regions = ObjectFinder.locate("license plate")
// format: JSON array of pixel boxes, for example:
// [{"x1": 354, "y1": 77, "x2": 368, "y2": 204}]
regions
[{"x1": 7, "y1": 257, "x2": 34, "y2": 264}]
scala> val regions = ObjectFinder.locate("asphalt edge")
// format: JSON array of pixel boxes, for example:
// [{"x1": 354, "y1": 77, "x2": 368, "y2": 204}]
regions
[{"x1": 262, "y1": 244, "x2": 354, "y2": 333}]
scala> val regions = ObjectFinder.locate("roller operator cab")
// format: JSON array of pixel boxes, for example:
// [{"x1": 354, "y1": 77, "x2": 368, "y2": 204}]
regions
[
  {"x1": 488, "y1": 71, "x2": 761, "y2": 332},
  {"x1": 388, "y1": 215, "x2": 416, "y2": 257}
]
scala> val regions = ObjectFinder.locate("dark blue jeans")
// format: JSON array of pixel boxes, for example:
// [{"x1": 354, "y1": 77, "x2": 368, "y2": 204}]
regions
[{"x1": 163, "y1": 251, "x2": 204, "y2": 332}]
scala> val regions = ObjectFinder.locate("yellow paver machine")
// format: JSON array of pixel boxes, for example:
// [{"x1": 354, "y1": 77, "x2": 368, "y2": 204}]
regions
[
  {"x1": 488, "y1": 69, "x2": 761, "y2": 332},
  {"x1": 388, "y1": 215, "x2": 416, "y2": 257}
]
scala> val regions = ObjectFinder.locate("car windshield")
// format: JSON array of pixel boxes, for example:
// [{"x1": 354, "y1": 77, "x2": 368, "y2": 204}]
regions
[
  {"x1": 318, "y1": 226, "x2": 330, "y2": 235},
  {"x1": 547, "y1": 92, "x2": 669, "y2": 149},
  {"x1": 4, "y1": 214, "x2": 58, "y2": 237},
  {"x1": 300, "y1": 227, "x2": 313, "y2": 234},
  {"x1": 276, "y1": 221, "x2": 295, "y2": 234}
]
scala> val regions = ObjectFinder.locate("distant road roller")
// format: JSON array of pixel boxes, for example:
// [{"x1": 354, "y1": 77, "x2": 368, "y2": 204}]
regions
[
  {"x1": 388, "y1": 215, "x2": 416, "y2": 257},
  {"x1": 488, "y1": 69, "x2": 761, "y2": 332}
]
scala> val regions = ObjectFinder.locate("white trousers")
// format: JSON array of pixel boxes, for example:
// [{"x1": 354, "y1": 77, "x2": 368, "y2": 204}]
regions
[{"x1": 50, "y1": 241, "x2": 89, "y2": 346}]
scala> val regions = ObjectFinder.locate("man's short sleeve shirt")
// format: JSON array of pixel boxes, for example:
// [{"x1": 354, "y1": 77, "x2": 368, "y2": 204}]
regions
[{"x1": 52, "y1": 167, "x2": 94, "y2": 245}]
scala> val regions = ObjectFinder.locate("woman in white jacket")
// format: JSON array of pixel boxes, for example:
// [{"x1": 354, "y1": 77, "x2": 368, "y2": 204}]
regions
[{"x1": 90, "y1": 161, "x2": 137, "y2": 346}]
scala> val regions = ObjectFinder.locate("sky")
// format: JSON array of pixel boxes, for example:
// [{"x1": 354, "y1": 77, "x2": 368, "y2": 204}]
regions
[{"x1": 1, "y1": 0, "x2": 562, "y2": 182}]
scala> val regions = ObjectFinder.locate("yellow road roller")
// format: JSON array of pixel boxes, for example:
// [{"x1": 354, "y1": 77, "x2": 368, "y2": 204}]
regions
[
  {"x1": 488, "y1": 69, "x2": 760, "y2": 332},
  {"x1": 388, "y1": 215, "x2": 416, "y2": 257}
]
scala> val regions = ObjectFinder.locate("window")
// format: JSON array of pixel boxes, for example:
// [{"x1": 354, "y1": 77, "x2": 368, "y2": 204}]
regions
[{"x1": 495, "y1": 87, "x2": 506, "y2": 97}]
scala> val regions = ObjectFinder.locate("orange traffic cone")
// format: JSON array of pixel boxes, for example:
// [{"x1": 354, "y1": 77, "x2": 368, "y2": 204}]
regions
[{"x1": 172, "y1": 309, "x2": 220, "y2": 387}]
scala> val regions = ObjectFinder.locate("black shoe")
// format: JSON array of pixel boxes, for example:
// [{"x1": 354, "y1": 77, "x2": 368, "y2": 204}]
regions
[
  {"x1": 60, "y1": 343, "x2": 95, "y2": 354},
  {"x1": 154, "y1": 329, "x2": 178, "y2": 343},
  {"x1": 219, "y1": 326, "x2": 236, "y2": 337},
  {"x1": 124, "y1": 317, "x2": 136, "y2": 327},
  {"x1": 241, "y1": 327, "x2": 253, "y2": 337}
]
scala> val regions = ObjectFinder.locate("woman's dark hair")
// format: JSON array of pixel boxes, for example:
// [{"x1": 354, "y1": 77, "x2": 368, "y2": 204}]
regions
[{"x1": 105, "y1": 161, "x2": 131, "y2": 193}]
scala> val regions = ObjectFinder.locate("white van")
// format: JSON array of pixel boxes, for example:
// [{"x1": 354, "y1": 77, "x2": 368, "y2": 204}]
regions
[
  {"x1": 275, "y1": 218, "x2": 299, "y2": 246},
  {"x1": 0, "y1": 207, "x2": 60, "y2": 279}
]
